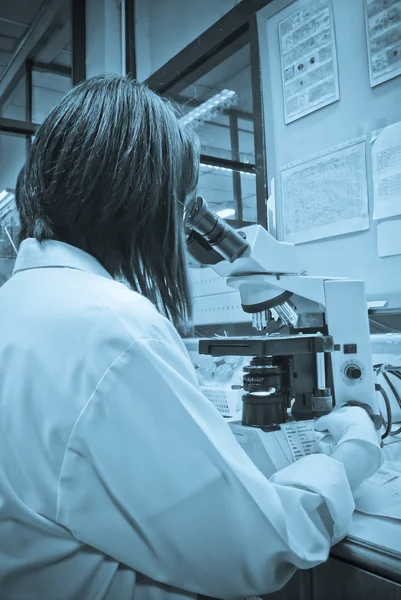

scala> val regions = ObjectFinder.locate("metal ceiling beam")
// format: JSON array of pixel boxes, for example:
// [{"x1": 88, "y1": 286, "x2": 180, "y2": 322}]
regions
[
  {"x1": 250, "y1": 14, "x2": 267, "y2": 229},
  {"x1": 0, "y1": 117, "x2": 38, "y2": 136},
  {"x1": 0, "y1": 0, "x2": 66, "y2": 104},
  {"x1": 125, "y1": 0, "x2": 136, "y2": 77},
  {"x1": 72, "y1": 0, "x2": 86, "y2": 85},
  {"x1": 0, "y1": 17, "x2": 28, "y2": 28},
  {"x1": 229, "y1": 113, "x2": 243, "y2": 222},
  {"x1": 32, "y1": 60, "x2": 71, "y2": 77},
  {"x1": 35, "y1": 22, "x2": 71, "y2": 63},
  {"x1": 200, "y1": 154, "x2": 256, "y2": 175},
  {"x1": 144, "y1": 0, "x2": 276, "y2": 95},
  {"x1": 149, "y1": 29, "x2": 250, "y2": 98},
  {"x1": 25, "y1": 58, "x2": 33, "y2": 152}
]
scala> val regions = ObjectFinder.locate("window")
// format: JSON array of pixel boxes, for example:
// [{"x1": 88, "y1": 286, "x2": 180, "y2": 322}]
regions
[
  {"x1": 178, "y1": 44, "x2": 256, "y2": 223},
  {"x1": 0, "y1": 2, "x2": 72, "y2": 125},
  {"x1": 0, "y1": 132, "x2": 24, "y2": 284}
]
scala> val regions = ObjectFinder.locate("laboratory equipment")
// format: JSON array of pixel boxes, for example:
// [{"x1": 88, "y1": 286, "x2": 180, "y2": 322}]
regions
[{"x1": 185, "y1": 197, "x2": 382, "y2": 437}]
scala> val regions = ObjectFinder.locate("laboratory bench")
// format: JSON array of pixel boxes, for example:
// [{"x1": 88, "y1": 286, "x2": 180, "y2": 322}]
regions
[
  {"x1": 264, "y1": 421, "x2": 401, "y2": 598},
  {"x1": 265, "y1": 514, "x2": 401, "y2": 600},
  {"x1": 200, "y1": 521, "x2": 401, "y2": 600}
]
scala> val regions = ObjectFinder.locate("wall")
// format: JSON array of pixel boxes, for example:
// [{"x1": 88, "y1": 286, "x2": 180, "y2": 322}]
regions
[
  {"x1": 258, "y1": 0, "x2": 401, "y2": 307},
  {"x1": 86, "y1": 0, "x2": 122, "y2": 77},
  {"x1": 135, "y1": 0, "x2": 241, "y2": 81}
]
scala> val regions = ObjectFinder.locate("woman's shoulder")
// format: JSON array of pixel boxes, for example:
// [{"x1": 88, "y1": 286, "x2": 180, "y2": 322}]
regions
[{"x1": 84, "y1": 274, "x2": 181, "y2": 348}]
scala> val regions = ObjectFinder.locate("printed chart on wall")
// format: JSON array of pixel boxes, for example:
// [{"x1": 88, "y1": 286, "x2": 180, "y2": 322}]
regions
[
  {"x1": 280, "y1": 138, "x2": 369, "y2": 244},
  {"x1": 278, "y1": 0, "x2": 339, "y2": 124},
  {"x1": 365, "y1": 0, "x2": 401, "y2": 87},
  {"x1": 372, "y1": 121, "x2": 401, "y2": 221}
]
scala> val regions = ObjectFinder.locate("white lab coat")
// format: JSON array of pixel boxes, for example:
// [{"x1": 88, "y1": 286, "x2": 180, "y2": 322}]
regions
[{"x1": 0, "y1": 239, "x2": 355, "y2": 600}]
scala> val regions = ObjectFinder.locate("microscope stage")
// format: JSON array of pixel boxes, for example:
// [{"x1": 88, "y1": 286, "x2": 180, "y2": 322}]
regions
[{"x1": 199, "y1": 334, "x2": 334, "y2": 357}]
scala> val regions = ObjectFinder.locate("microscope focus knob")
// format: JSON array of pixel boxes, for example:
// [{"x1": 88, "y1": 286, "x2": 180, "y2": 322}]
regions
[{"x1": 345, "y1": 365, "x2": 362, "y2": 380}]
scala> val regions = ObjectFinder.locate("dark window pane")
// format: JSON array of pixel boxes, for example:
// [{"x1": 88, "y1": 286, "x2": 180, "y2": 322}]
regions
[{"x1": 175, "y1": 44, "x2": 257, "y2": 224}]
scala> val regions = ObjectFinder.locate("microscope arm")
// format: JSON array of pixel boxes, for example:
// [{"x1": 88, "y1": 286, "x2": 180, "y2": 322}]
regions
[{"x1": 186, "y1": 197, "x2": 379, "y2": 414}]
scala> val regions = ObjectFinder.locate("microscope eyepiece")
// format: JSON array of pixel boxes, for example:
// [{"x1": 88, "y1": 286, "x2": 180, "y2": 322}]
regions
[{"x1": 185, "y1": 197, "x2": 249, "y2": 263}]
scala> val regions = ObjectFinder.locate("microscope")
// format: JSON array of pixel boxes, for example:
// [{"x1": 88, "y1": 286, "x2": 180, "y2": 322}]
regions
[{"x1": 185, "y1": 197, "x2": 380, "y2": 460}]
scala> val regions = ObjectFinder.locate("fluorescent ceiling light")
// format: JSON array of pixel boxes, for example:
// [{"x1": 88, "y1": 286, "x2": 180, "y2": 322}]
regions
[
  {"x1": 0, "y1": 189, "x2": 18, "y2": 223},
  {"x1": 216, "y1": 208, "x2": 235, "y2": 219},
  {"x1": 200, "y1": 163, "x2": 256, "y2": 176},
  {"x1": 0, "y1": 189, "x2": 15, "y2": 211},
  {"x1": 180, "y1": 89, "x2": 237, "y2": 127}
]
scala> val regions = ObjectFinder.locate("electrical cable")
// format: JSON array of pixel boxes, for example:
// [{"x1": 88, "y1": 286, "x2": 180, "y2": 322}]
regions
[
  {"x1": 383, "y1": 371, "x2": 401, "y2": 408},
  {"x1": 374, "y1": 364, "x2": 401, "y2": 370},
  {"x1": 388, "y1": 368, "x2": 401, "y2": 435},
  {"x1": 374, "y1": 364, "x2": 401, "y2": 438},
  {"x1": 382, "y1": 371, "x2": 401, "y2": 410},
  {"x1": 376, "y1": 383, "x2": 392, "y2": 439}
]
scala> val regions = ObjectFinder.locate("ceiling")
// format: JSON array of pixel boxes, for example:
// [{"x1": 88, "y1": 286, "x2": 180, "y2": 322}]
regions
[
  {"x1": 0, "y1": 0, "x2": 72, "y2": 107},
  {"x1": 0, "y1": 0, "x2": 42, "y2": 81}
]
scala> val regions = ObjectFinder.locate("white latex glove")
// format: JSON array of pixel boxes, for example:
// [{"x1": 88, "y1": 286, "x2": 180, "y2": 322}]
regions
[
  {"x1": 315, "y1": 405, "x2": 383, "y2": 476},
  {"x1": 315, "y1": 405, "x2": 381, "y2": 446}
]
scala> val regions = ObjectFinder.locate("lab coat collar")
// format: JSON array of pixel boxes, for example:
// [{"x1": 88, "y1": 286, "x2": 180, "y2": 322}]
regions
[{"x1": 13, "y1": 238, "x2": 114, "y2": 280}]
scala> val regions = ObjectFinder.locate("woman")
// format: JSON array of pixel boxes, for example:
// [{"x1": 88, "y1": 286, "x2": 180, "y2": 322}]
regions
[{"x1": 0, "y1": 74, "x2": 381, "y2": 600}]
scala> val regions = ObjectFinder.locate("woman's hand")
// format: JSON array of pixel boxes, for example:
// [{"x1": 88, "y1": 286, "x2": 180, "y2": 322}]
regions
[
  {"x1": 315, "y1": 405, "x2": 381, "y2": 447},
  {"x1": 315, "y1": 405, "x2": 383, "y2": 491}
]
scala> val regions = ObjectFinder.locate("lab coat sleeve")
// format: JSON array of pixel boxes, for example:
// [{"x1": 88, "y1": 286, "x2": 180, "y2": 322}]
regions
[{"x1": 56, "y1": 337, "x2": 355, "y2": 599}]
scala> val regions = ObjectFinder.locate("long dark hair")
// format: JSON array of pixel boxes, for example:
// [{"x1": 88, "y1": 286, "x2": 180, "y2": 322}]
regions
[{"x1": 16, "y1": 74, "x2": 200, "y2": 332}]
